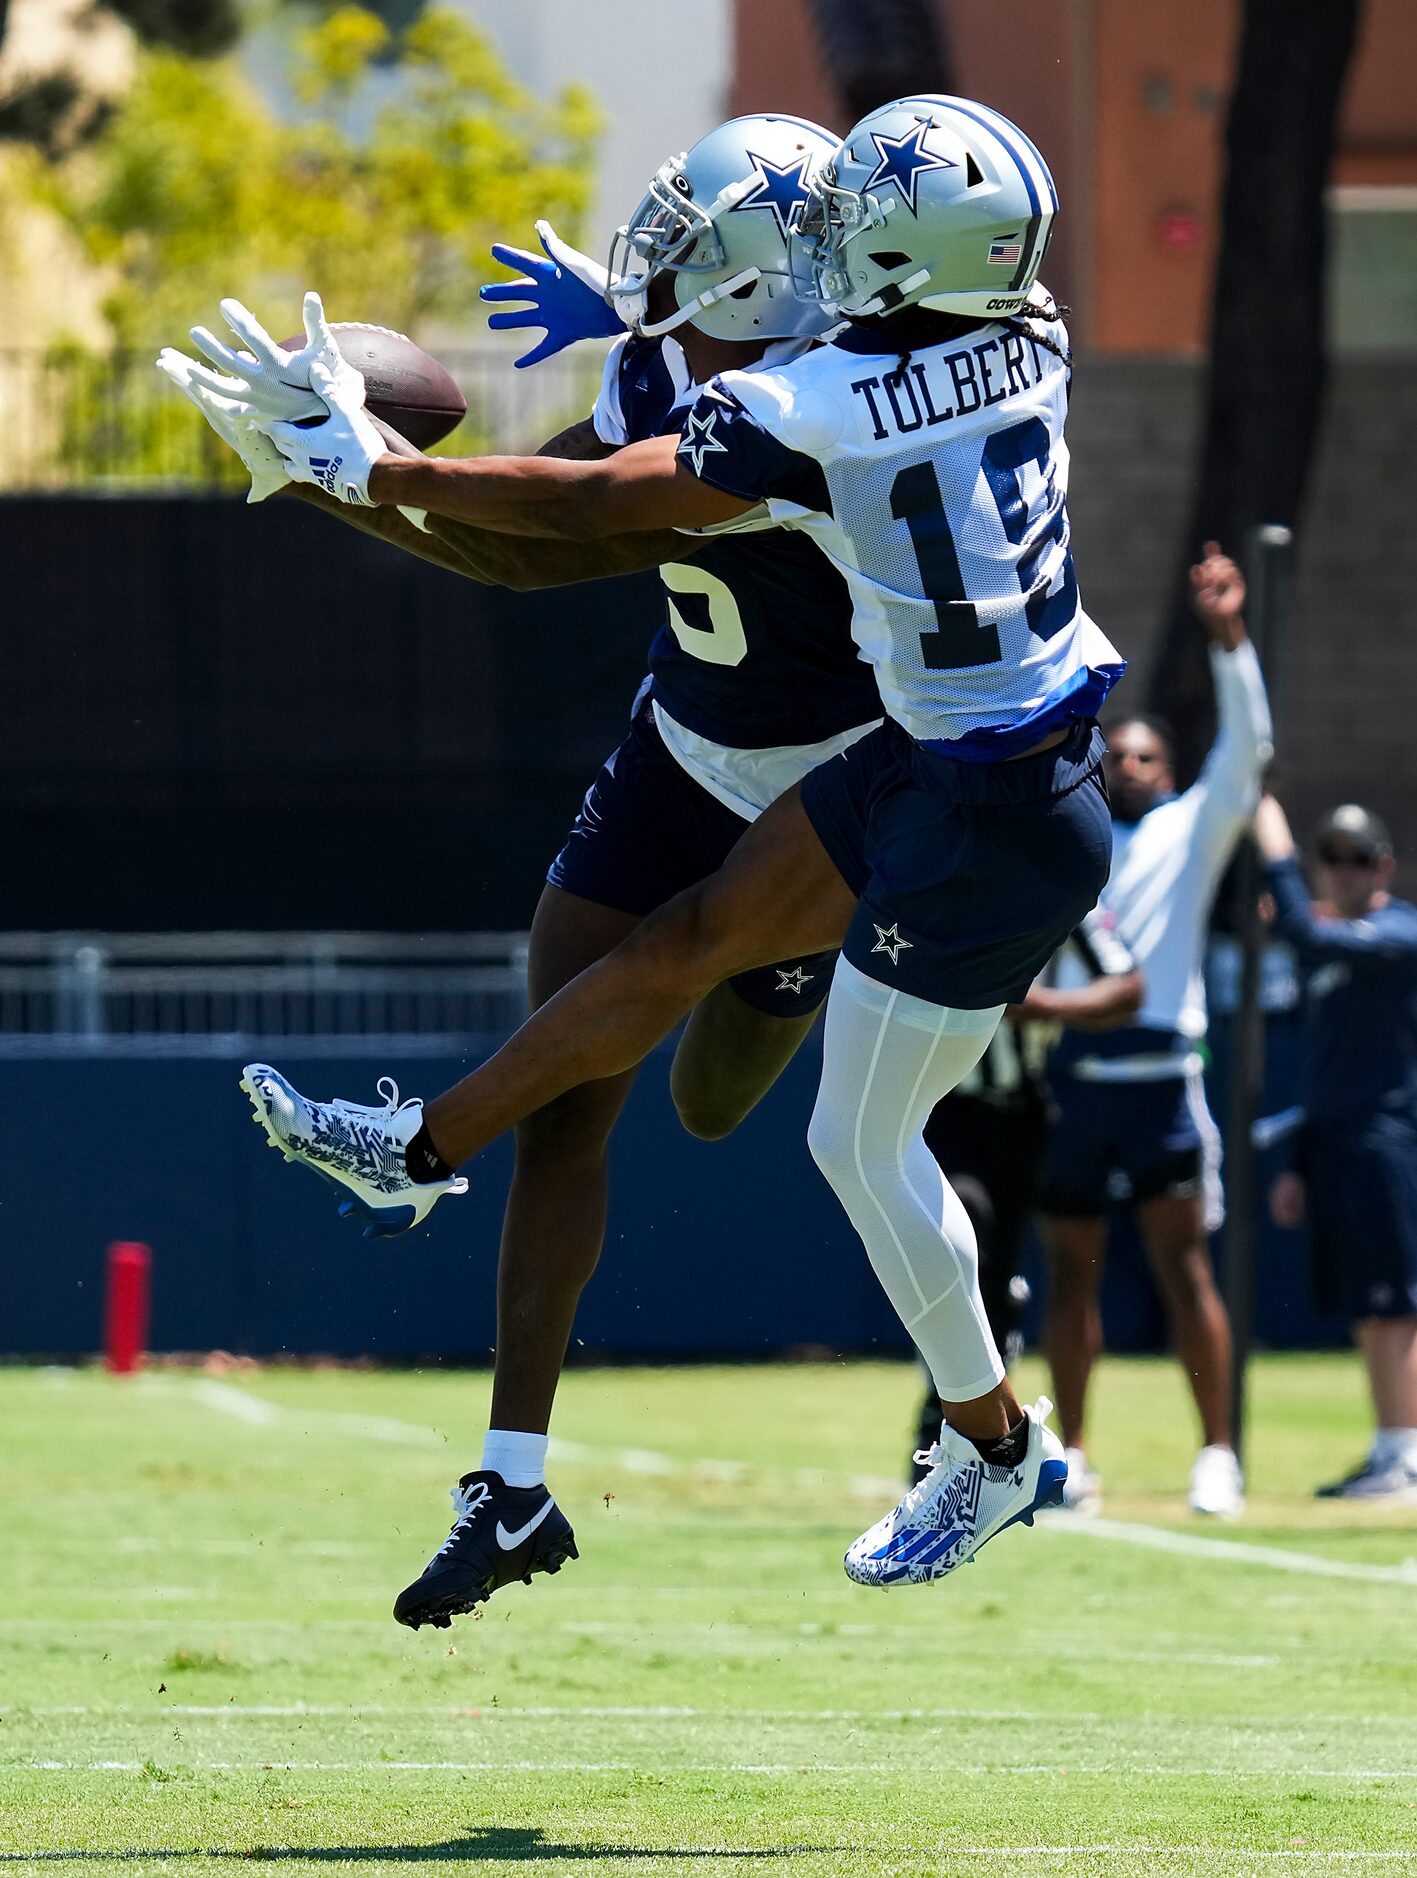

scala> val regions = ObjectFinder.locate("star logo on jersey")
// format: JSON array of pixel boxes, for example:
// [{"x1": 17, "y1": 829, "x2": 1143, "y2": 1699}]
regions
[
  {"x1": 731, "y1": 150, "x2": 815, "y2": 238},
  {"x1": 864, "y1": 122, "x2": 955, "y2": 215},
  {"x1": 679, "y1": 405, "x2": 728, "y2": 478},
  {"x1": 871, "y1": 923, "x2": 913, "y2": 965},
  {"x1": 775, "y1": 966, "x2": 815, "y2": 995}
]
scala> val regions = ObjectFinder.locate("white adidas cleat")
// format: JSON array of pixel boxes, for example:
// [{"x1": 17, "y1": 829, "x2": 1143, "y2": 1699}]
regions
[
  {"x1": 1189, "y1": 1443, "x2": 1244, "y2": 1517},
  {"x1": 240, "y1": 1063, "x2": 467, "y2": 1238},
  {"x1": 845, "y1": 1397, "x2": 1067, "y2": 1587}
]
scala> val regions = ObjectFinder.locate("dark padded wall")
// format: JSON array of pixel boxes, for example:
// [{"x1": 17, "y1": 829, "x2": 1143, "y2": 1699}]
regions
[{"x1": 0, "y1": 496, "x2": 658, "y2": 931}]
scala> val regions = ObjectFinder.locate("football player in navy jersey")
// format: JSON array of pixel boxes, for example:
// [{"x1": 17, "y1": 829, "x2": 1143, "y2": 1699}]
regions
[
  {"x1": 167, "y1": 114, "x2": 892, "y2": 1622},
  {"x1": 234, "y1": 96, "x2": 1127, "y2": 1605}
]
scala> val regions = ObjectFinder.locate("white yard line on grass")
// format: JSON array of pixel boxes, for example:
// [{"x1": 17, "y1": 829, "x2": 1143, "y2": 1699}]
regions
[
  {"x1": 1041, "y1": 1516, "x2": 1417, "y2": 1586},
  {"x1": 16, "y1": 1760, "x2": 1417, "y2": 1781},
  {"x1": 9, "y1": 1703, "x2": 1099, "y2": 1722},
  {"x1": 180, "y1": 1380, "x2": 1417, "y2": 1589}
]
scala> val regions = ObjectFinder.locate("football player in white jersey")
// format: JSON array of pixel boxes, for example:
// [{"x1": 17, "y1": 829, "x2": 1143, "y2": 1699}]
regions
[
  {"x1": 237, "y1": 97, "x2": 1126, "y2": 1599},
  {"x1": 1039, "y1": 543, "x2": 1272, "y2": 1517}
]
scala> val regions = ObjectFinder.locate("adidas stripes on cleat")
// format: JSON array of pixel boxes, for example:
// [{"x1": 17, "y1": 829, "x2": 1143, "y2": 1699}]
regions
[
  {"x1": 393, "y1": 1472, "x2": 578, "y2": 1629},
  {"x1": 240, "y1": 1063, "x2": 466, "y2": 1238}
]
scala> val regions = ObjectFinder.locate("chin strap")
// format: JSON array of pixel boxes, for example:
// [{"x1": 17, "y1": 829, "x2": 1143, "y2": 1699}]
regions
[{"x1": 623, "y1": 265, "x2": 764, "y2": 337}]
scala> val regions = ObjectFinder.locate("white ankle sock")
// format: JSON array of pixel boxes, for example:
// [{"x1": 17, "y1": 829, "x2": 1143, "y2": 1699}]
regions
[
  {"x1": 481, "y1": 1428, "x2": 548, "y2": 1488},
  {"x1": 1372, "y1": 1426, "x2": 1417, "y2": 1469}
]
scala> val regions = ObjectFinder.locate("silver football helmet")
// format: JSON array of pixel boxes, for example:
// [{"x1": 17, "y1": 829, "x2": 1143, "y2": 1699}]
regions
[
  {"x1": 797, "y1": 95, "x2": 1058, "y2": 321},
  {"x1": 608, "y1": 113, "x2": 839, "y2": 342}
]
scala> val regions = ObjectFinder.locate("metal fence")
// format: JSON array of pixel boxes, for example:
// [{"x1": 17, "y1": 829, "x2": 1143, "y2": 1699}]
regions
[
  {"x1": 0, "y1": 344, "x2": 606, "y2": 491},
  {"x1": 0, "y1": 932, "x2": 530, "y2": 1056}
]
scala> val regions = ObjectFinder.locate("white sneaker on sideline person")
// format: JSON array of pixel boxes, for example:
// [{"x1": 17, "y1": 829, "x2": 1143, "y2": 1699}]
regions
[
  {"x1": 241, "y1": 1063, "x2": 466, "y2": 1238},
  {"x1": 1189, "y1": 1442, "x2": 1244, "y2": 1516},
  {"x1": 1058, "y1": 1445, "x2": 1102, "y2": 1514},
  {"x1": 845, "y1": 1398, "x2": 1067, "y2": 1586}
]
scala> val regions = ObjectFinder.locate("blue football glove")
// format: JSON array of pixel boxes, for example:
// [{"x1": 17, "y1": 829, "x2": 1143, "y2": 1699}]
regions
[{"x1": 480, "y1": 220, "x2": 623, "y2": 368}]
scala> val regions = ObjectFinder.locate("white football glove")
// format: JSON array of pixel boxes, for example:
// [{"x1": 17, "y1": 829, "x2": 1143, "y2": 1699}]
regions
[
  {"x1": 266, "y1": 355, "x2": 388, "y2": 507},
  {"x1": 155, "y1": 345, "x2": 290, "y2": 503},
  {"x1": 182, "y1": 290, "x2": 348, "y2": 423}
]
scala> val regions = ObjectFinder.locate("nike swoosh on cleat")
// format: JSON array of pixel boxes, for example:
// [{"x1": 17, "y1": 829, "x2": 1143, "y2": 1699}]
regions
[{"x1": 495, "y1": 1500, "x2": 555, "y2": 1550}]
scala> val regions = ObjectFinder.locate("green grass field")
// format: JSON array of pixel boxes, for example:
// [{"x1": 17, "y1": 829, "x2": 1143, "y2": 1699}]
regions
[{"x1": 2, "y1": 1355, "x2": 1415, "y2": 1877}]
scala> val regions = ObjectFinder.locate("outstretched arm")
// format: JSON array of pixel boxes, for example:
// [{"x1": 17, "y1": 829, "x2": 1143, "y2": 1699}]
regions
[
  {"x1": 364, "y1": 433, "x2": 756, "y2": 540},
  {"x1": 294, "y1": 417, "x2": 700, "y2": 588}
]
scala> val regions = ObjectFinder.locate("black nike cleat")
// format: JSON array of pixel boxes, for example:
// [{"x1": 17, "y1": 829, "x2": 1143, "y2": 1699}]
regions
[{"x1": 393, "y1": 1471, "x2": 577, "y2": 1630}]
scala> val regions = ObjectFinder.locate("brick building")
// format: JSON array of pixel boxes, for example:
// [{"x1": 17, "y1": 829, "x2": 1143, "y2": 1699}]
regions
[{"x1": 734, "y1": 1, "x2": 1417, "y2": 854}]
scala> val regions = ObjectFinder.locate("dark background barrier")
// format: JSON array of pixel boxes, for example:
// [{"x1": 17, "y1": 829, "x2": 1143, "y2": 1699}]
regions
[
  {"x1": 0, "y1": 495, "x2": 1342, "y2": 1366},
  {"x1": 1, "y1": 495, "x2": 657, "y2": 932},
  {"x1": 1, "y1": 1012, "x2": 1338, "y2": 1363}
]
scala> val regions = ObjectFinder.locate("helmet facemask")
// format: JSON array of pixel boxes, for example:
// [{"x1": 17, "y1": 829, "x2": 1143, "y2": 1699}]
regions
[
  {"x1": 609, "y1": 159, "x2": 763, "y2": 338},
  {"x1": 795, "y1": 177, "x2": 928, "y2": 316}
]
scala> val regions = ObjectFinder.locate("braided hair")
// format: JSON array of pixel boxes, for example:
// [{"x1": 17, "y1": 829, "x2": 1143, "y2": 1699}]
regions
[
  {"x1": 1003, "y1": 293, "x2": 1072, "y2": 368},
  {"x1": 875, "y1": 293, "x2": 1074, "y2": 385}
]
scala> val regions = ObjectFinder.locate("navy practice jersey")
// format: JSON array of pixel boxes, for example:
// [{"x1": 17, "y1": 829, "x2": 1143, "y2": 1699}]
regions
[
  {"x1": 674, "y1": 289, "x2": 1125, "y2": 759},
  {"x1": 593, "y1": 333, "x2": 881, "y2": 752},
  {"x1": 1269, "y1": 857, "x2": 1417, "y2": 1124}
]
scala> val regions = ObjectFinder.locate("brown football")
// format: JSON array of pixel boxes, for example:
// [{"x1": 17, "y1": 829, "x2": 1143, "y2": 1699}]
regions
[{"x1": 279, "y1": 322, "x2": 467, "y2": 449}]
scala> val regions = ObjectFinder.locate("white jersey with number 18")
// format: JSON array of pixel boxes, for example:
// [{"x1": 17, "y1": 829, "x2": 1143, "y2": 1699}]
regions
[{"x1": 676, "y1": 290, "x2": 1125, "y2": 760}]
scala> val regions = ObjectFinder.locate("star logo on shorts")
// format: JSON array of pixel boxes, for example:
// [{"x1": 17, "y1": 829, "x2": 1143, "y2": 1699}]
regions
[
  {"x1": 680, "y1": 406, "x2": 728, "y2": 478},
  {"x1": 775, "y1": 966, "x2": 814, "y2": 995},
  {"x1": 871, "y1": 922, "x2": 913, "y2": 965}
]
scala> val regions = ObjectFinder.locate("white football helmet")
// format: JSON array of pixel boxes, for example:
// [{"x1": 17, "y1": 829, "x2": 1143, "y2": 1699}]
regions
[
  {"x1": 608, "y1": 113, "x2": 839, "y2": 342},
  {"x1": 797, "y1": 95, "x2": 1058, "y2": 321}
]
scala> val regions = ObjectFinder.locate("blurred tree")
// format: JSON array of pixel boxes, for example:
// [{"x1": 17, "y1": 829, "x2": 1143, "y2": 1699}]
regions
[
  {"x1": 0, "y1": 0, "x2": 240, "y2": 157},
  {"x1": 13, "y1": 3, "x2": 597, "y2": 481},
  {"x1": 44, "y1": 4, "x2": 596, "y2": 345},
  {"x1": 1147, "y1": 0, "x2": 1363, "y2": 778}
]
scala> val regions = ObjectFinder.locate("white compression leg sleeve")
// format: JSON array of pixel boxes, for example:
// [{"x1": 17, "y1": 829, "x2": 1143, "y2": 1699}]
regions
[{"x1": 807, "y1": 956, "x2": 1006, "y2": 1403}]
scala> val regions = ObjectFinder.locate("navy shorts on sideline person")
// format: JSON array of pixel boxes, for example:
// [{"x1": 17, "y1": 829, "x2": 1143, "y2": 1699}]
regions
[
  {"x1": 1301, "y1": 1112, "x2": 1417, "y2": 1321},
  {"x1": 799, "y1": 716, "x2": 1111, "y2": 1008},
  {"x1": 1037, "y1": 1057, "x2": 1222, "y2": 1224},
  {"x1": 547, "y1": 704, "x2": 836, "y2": 1018}
]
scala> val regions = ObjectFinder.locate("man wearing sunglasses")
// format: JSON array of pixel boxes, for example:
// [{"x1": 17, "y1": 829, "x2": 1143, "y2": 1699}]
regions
[
  {"x1": 1037, "y1": 542, "x2": 1273, "y2": 1517},
  {"x1": 1257, "y1": 795, "x2": 1417, "y2": 1503}
]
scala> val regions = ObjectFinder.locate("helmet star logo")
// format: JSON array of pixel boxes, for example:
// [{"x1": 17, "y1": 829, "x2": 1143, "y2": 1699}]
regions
[
  {"x1": 871, "y1": 922, "x2": 913, "y2": 965},
  {"x1": 680, "y1": 405, "x2": 729, "y2": 478},
  {"x1": 775, "y1": 966, "x2": 815, "y2": 995},
  {"x1": 731, "y1": 150, "x2": 815, "y2": 238},
  {"x1": 865, "y1": 122, "x2": 955, "y2": 215}
]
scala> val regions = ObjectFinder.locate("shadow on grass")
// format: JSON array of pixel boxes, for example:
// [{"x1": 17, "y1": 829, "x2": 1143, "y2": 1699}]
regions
[{"x1": 1, "y1": 1828, "x2": 833, "y2": 1863}]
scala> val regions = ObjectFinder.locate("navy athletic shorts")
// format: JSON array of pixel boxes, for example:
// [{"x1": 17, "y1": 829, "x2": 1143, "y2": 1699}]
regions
[
  {"x1": 1301, "y1": 1112, "x2": 1417, "y2": 1321},
  {"x1": 547, "y1": 704, "x2": 836, "y2": 1018},
  {"x1": 799, "y1": 715, "x2": 1111, "y2": 1008},
  {"x1": 1038, "y1": 1061, "x2": 1222, "y2": 1222}
]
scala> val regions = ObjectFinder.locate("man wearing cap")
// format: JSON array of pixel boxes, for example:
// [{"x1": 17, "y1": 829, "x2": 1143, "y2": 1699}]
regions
[
  {"x1": 1038, "y1": 542, "x2": 1273, "y2": 1517},
  {"x1": 1256, "y1": 795, "x2": 1417, "y2": 1502}
]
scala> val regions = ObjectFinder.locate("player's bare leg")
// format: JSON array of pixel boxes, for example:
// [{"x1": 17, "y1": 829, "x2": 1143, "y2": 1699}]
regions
[
  {"x1": 1137, "y1": 1192, "x2": 1241, "y2": 1513},
  {"x1": 1136, "y1": 1193, "x2": 1233, "y2": 1445},
  {"x1": 488, "y1": 884, "x2": 641, "y2": 1435},
  {"x1": 1316, "y1": 1317, "x2": 1417, "y2": 1501},
  {"x1": 1043, "y1": 1215, "x2": 1107, "y2": 1452},
  {"x1": 669, "y1": 982, "x2": 820, "y2": 1141},
  {"x1": 419, "y1": 786, "x2": 855, "y2": 1169},
  {"x1": 1357, "y1": 1314, "x2": 1417, "y2": 1430}
]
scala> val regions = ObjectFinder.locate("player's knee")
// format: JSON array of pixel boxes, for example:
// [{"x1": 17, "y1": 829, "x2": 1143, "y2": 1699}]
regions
[
  {"x1": 949, "y1": 1174, "x2": 995, "y2": 1250},
  {"x1": 1152, "y1": 1239, "x2": 1217, "y2": 1310},
  {"x1": 807, "y1": 1092, "x2": 870, "y2": 1199},
  {"x1": 671, "y1": 1079, "x2": 744, "y2": 1143}
]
